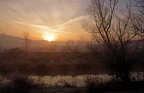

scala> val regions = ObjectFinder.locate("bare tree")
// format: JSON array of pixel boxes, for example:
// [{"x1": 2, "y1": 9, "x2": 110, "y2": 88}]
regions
[
  {"x1": 132, "y1": 0, "x2": 144, "y2": 38},
  {"x1": 23, "y1": 32, "x2": 31, "y2": 53},
  {"x1": 82, "y1": 0, "x2": 144, "y2": 83}
]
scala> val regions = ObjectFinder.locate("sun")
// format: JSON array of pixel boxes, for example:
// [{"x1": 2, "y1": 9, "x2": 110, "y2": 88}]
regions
[{"x1": 43, "y1": 34, "x2": 56, "y2": 42}]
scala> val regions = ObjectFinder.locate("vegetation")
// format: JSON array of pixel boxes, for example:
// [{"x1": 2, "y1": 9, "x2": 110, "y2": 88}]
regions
[
  {"x1": 0, "y1": 0, "x2": 144, "y2": 93},
  {"x1": 23, "y1": 32, "x2": 31, "y2": 53},
  {"x1": 84, "y1": 75, "x2": 144, "y2": 93}
]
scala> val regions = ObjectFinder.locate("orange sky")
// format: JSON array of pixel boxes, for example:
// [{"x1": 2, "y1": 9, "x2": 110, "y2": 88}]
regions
[{"x1": 0, "y1": 0, "x2": 129, "y2": 41}]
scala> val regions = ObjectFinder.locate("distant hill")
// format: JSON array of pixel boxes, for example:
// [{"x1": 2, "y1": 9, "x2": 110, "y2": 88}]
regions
[
  {"x1": 1, "y1": 33, "x2": 142, "y2": 52},
  {"x1": 0, "y1": 34, "x2": 24, "y2": 49},
  {"x1": 0, "y1": 34, "x2": 67, "y2": 51}
]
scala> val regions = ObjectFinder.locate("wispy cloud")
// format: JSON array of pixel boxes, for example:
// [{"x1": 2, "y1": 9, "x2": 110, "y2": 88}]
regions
[
  {"x1": 16, "y1": 21, "x2": 58, "y2": 33},
  {"x1": 57, "y1": 16, "x2": 87, "y2": 29},
  {"x1": 0, "y1": 0, "x2": 90, "y2": 40}
]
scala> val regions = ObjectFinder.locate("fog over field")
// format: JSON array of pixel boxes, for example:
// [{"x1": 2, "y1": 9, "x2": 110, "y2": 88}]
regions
[{"x1": 0, "y1": 0, "x2": 144, "y2": 93}]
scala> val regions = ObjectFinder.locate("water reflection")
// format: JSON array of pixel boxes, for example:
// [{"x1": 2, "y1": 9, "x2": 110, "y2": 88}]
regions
[
  {"x1": 1, "y1": 72, "x2": 143, "y2": 87},
  {"x1": 30, "y1": 74, "x2": 112, "y2": 87},
  {"x1": 30, "y1": 72, "x2": 144, "y2": 87}
]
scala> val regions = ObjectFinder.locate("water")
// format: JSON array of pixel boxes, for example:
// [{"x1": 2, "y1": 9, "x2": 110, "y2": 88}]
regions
[
  {"x1": 30, "y1": 72, "x2": 144, "y2": 87},
  {"x1": 1, "y1": 72, "x2": 144, "y2": 87},
  {"x1": 30, "y1": 74, "x2": 113, "y2": 87}
]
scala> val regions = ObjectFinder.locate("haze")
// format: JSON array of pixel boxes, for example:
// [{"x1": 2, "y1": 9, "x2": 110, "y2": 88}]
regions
[{"x1": 0, "y1": 0, "x2": 128, "y2": 41}]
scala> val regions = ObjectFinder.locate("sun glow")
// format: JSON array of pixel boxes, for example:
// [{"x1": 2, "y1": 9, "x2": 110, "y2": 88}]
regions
[{"x1": 43, "y1": 33, "x2": 56, "y2": 42}]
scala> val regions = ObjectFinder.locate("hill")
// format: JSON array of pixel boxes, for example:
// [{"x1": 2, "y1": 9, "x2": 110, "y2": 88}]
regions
[{"x1": 0, "y1": 34, "x2": 67, "y2": 51}]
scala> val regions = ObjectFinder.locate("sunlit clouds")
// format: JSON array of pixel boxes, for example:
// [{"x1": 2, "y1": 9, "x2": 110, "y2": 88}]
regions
[
  {"x1": 0, "y1": 0, "x2": 89, "y2": 40},
  {"x1": 0, "y1": 0, "x2": 128, "y2": 41},
  {"x1": 43, "y1": 33, "x2": 57, "y2": 42}
]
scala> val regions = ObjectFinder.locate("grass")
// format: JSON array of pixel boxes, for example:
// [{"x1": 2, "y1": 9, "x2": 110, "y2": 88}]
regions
[
  {"x1": 0, "y1": 73, "x2": 82, "y2": 93},
  {"x1": 0, "y1": 74, "x2": 47, "y2": 93},
  {"x1": 84, "y1": 75, "x2": 144, "y2": 93},
  {"x1": 0, "y1": 74, "x2": 143, "y2": 93},
  {"x1": 0, "y1": 51, "x2": 144, "y2": 93}
]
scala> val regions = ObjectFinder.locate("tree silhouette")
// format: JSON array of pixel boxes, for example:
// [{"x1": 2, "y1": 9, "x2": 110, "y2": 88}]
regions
[
  {"x1": 82, "y1": 0, "x2": 144, "y2": 83},
  {"x1": 23, "y1": 32, "x2": 31, "y2": 53},
  {"x1": 132, "y1": 0, "x2": 144, "y2": 39}
]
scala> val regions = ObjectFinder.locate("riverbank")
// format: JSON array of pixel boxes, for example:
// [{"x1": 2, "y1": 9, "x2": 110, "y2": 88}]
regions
[{"x1": 0, "y1": 75, "x2": 144, "y2": 93}]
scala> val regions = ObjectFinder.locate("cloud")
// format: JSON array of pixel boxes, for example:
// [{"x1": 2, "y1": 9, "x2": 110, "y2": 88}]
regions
[
  {"x1": 0, "y1": 0, "x2": 89, "y2": 24},
  {"x1": 15, "y1": 21, "x2": 58, "y2": 33},
  {"x1": 0, "y1": 0, "x2": 90, "y2": 40},
  {"x1": 57, "y1": 16, "x2": 87, "y2": 29}
]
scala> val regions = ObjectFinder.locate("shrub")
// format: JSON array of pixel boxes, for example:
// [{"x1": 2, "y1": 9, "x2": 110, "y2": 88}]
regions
[{"x1": 0, "y1": 74, "x2": 46, "y2": 93}]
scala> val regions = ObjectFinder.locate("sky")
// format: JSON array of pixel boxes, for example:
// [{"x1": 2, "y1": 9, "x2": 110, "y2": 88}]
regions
[{"x1": 0, "y1": 0, "x2": 130, "y2": 41}]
